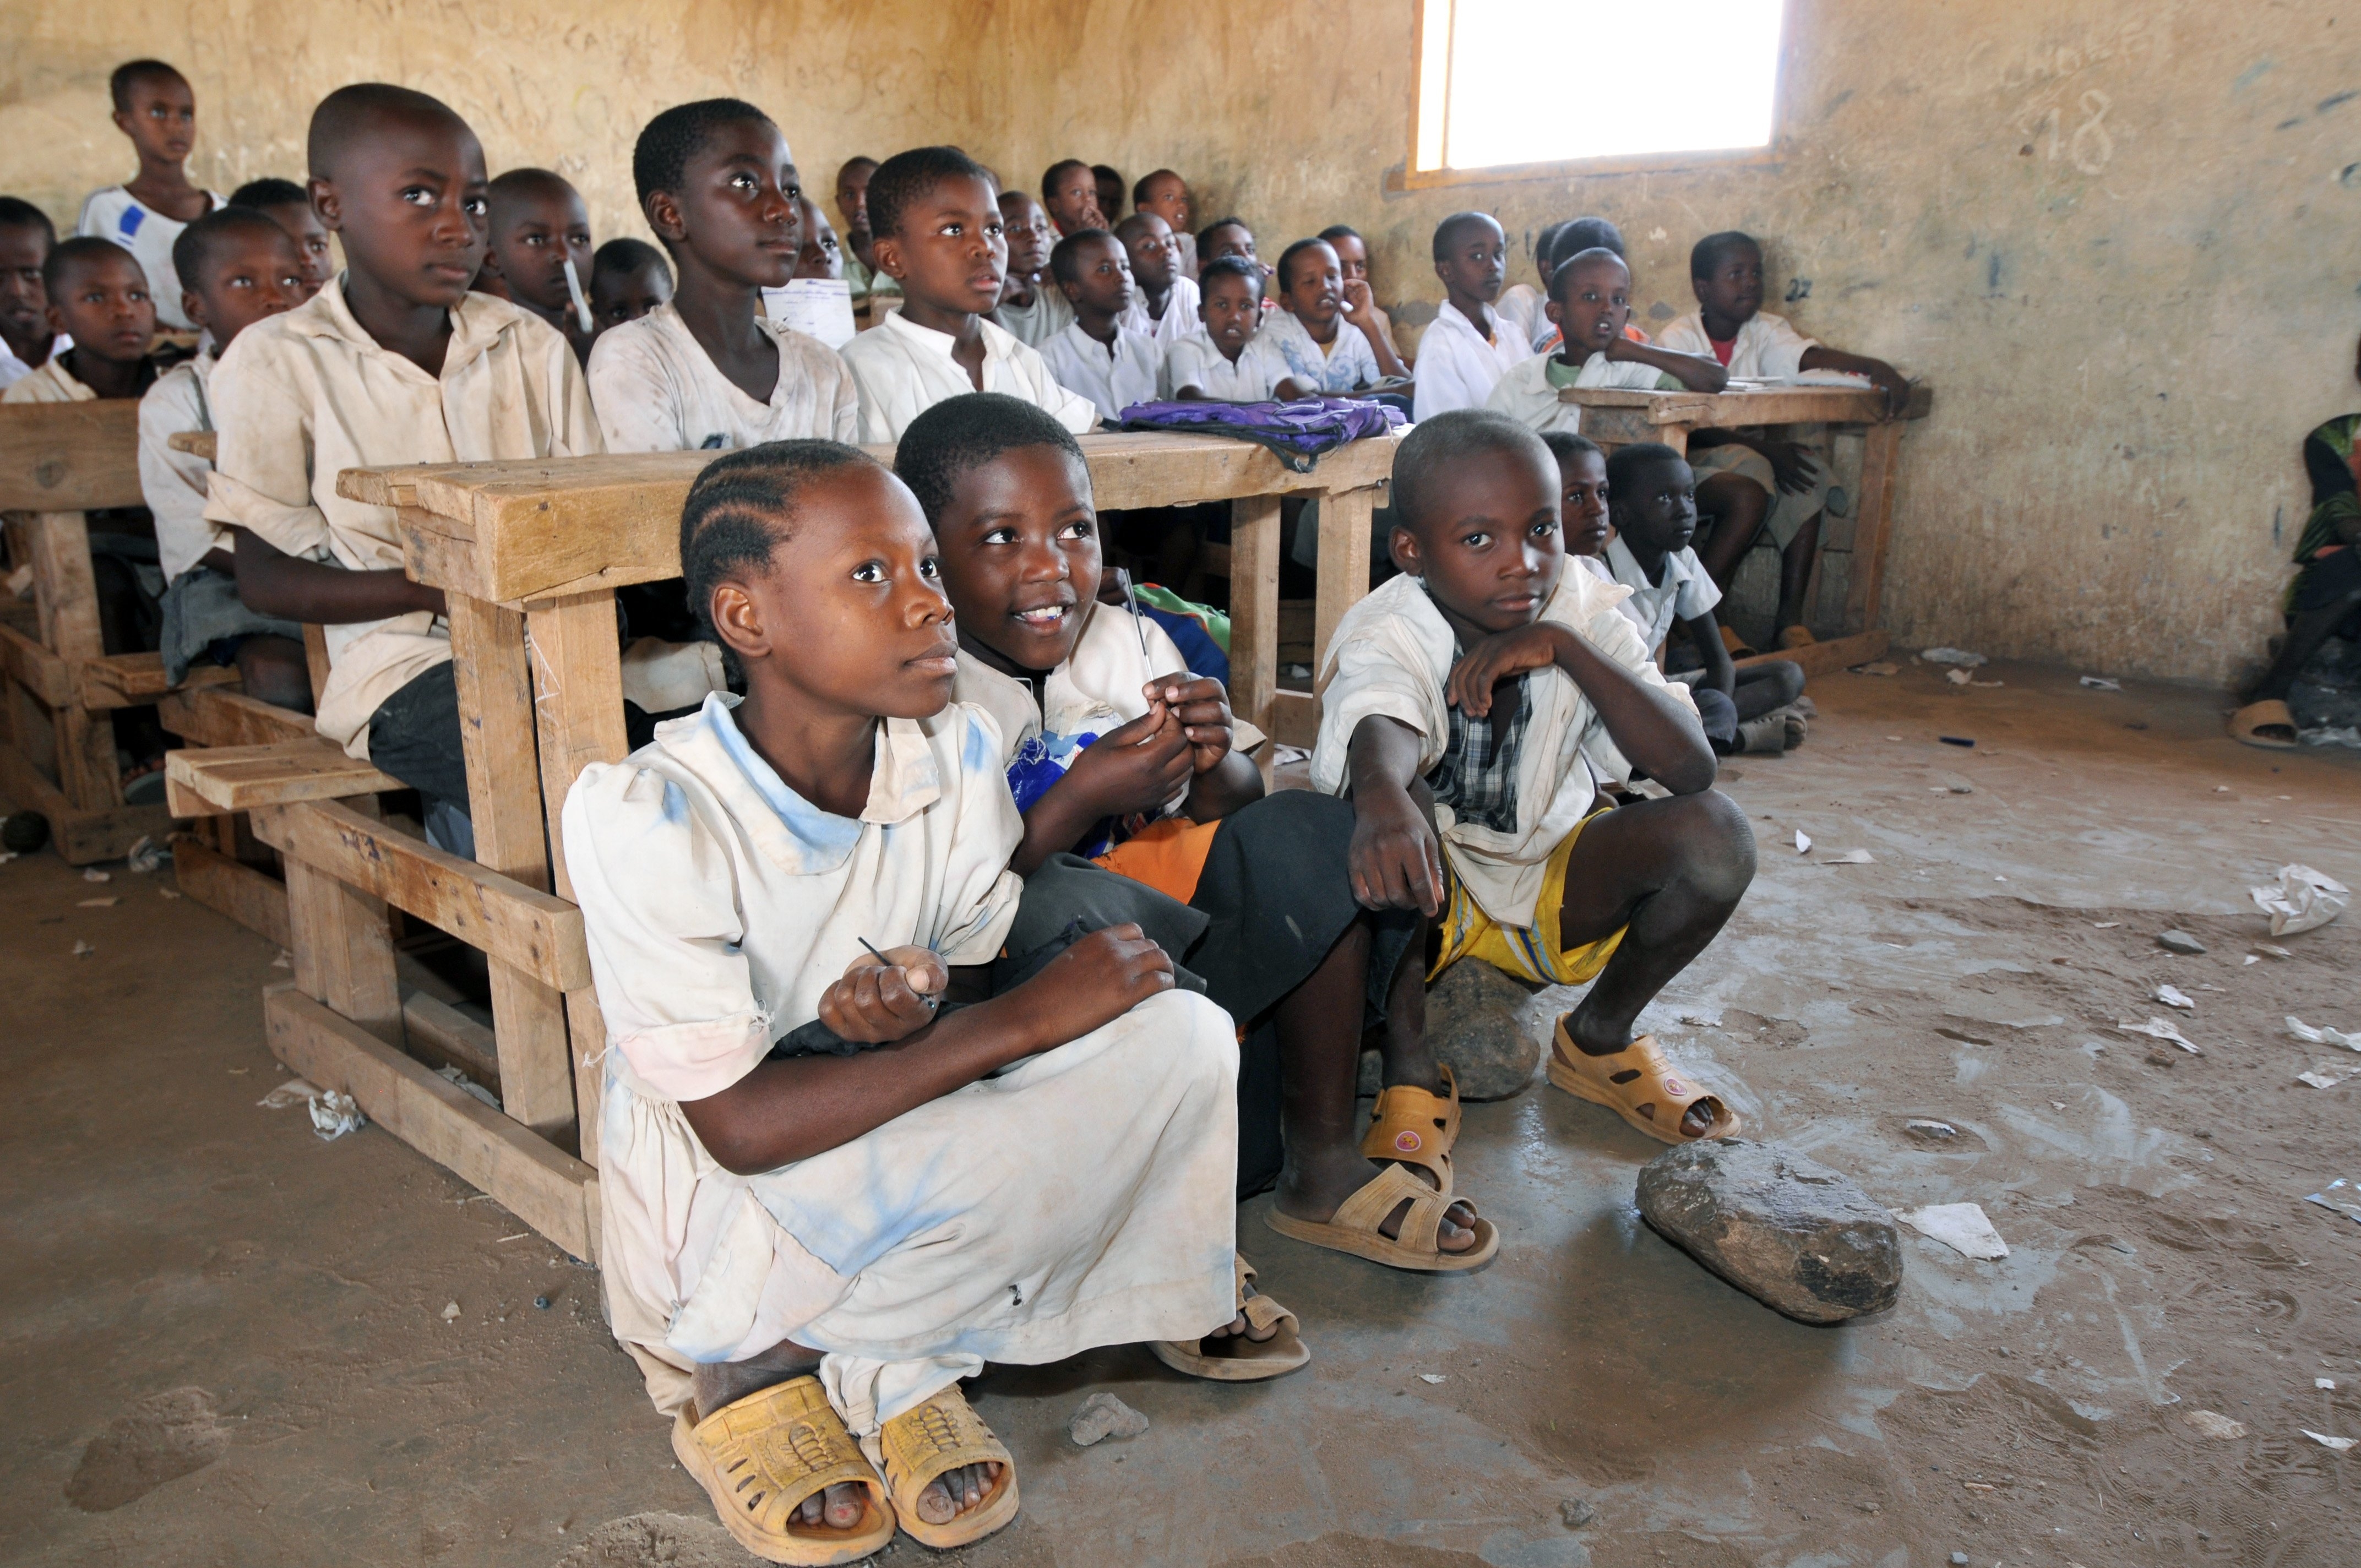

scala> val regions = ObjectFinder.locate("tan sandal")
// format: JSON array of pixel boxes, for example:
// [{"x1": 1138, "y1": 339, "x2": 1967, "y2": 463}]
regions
[
  {"x1": 1151, "y1": 1254, "x2": 1309, "y2": 1381},
  {"x1": 1548, "y1": 1021, "x2": 1740, "y2": 1143},
  {"x1": 877, "y1": 1384, "x2": 1019, "y2": 1550},
  {"x1": 1358, "y1": 1064, "x2": 1460, "y2": 1168},
  {"x1": 1719, "y1": 624, "x2": 1759, "y2": 659},
  {"x1": 1777, "y1": 624, "x2": 1818, "y2": 650},
  {"x1": 2229, "y1": 699, "x2": 2300, "y2": 749},
  {"x1": 670, "y1": 1377, "x2": 895, "y2": 1565},
  {"x1": 1265, "y1": 1159, "x2": 1499, "y2": 1272}
]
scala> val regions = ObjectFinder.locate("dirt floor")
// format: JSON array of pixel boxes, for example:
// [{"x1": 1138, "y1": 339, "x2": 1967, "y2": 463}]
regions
[{"x1": 5, "y1": 656, "x2": 2359, "y2": 1568}]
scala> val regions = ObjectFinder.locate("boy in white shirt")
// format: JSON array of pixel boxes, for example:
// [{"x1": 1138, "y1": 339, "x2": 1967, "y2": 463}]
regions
[
  {"x1": 203, "y1": 85, "x2": 602, "y2": 857},
  {"x1": 1661, "y1": 230, "x2": 1910, "y2": 650},
  {"x1": 1112, "y1": 212, "x2": 1198, "y2": 347},
  {"x1": 0, "y1": 199, "x2": 62, "y2": 392},
  {"x1": 837, "y1": 146, "x2": 1095, "y2": 443},
  {"x1": 1316, "y1": 410, "x2": 1754, "y2": 1147},
  {"x1": 78, "y1": 61, "x2": 221, "y2": 334},
  {"x1": 1261, "y1": 237, "x2": 1407, "y2": 395},
  {"x1": 1409, "y1": 212, "x2": 1533, "y2": 422},
  {"x1": 142, "y1": 210, "x2": 311, "y2": 708},
  {"x1": 228, "y1": 178, "x2": 333, "y2": 301},
  {"x1": 989, "y1": 190, "x2": 1072, "y2": 348},
  {"x1": 477, "y1": 168, "x2": 595, "y2": 363},
  {"x1": 565, "y1": 440, "x2": 1241, "y2": 1559},
  {"x1": 1485, "y1": 249, "x2": 1724, "y2": 434},
  {"x1": 1493, "y1": 218, "x2": 1566, "y2": 357},
  {"x1": 1162, "y1": 257, "x2": 1293, "y2": 400},
  {"x1": 1038, "y1": 228, "x2": 1156, "y2": 421}
]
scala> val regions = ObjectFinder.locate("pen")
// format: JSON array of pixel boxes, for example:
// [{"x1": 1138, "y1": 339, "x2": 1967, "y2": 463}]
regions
[{"x1": 858, "y1": 937, "x2": 938, "y2": 1009}]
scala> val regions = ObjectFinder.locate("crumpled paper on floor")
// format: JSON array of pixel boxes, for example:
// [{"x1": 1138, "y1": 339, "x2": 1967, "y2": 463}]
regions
[
  {"x1": 308, "y1": 1089, "x2": 366, "y2": 1140},
  {"x1": 2118, "y1": 1016, "x2": 2200, "y2": 1053},
  {"x1": 2289, "y1": 1017, "x2": 2361, "y2": 1052},
  {"x1": 1897, "y1": 1202, "x2": 2009, "y2": 1259},
  {"x1": 1918, "y1": 647, "x2": 1987, "y2": 667},
  {"x1": 2303, "y1": 1179, "x2": 2361, "y2": 1224},
  {"x1": 2250, "y1": 864, "x2": 2348, "y2": 937},
  {"x1": 257, "y1": 1077, "x2": 320, "y2": 1109}
]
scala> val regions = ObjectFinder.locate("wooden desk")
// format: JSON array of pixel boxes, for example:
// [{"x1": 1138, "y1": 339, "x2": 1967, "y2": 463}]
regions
[{"x1": 1557, "y1": 383, "x2": 1933, "y2": 675}]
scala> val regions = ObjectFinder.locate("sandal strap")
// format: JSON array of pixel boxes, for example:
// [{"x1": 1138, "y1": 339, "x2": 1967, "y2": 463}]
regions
[
  {"x1": 879, "y1": 1386, "x2": 1011, "y2": 1502},
  {"x1": 688, "y1": 1377, "x2": 883, "y2": 1534},
  {"x1": 1358, "y1": 1067, "x2": 1461, "y2": 1174},
  {"x1": 1568, "y1": 1032, "x2": 1733, "y2": 1131},
  {"x1": 1231, "y1": 1253, "x2": 1298, "y2": 1336},
  {"x1": 1329, "y1": 1161, "x2": 1466, "y2": 1255}
]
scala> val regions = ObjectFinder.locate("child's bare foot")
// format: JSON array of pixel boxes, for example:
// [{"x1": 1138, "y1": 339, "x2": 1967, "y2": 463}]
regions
[
  {"x1": 692, "y1": 1341, "x2": 877, "y2": 1530},
  {"x1": 1202, "y1": 1275, "x2": 1283, "y2": 1346},
  {"x1": 913, "y1": 1462, "x2": 1003, "y2": 1526},
  {"x1": 1277, "y1": 1148, "x2": 1482, "y2": 1253}
]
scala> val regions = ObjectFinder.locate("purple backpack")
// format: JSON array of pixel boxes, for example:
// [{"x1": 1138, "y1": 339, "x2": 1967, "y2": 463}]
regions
[{"x1": 1114, "y1": 395, "x2": 1406, "y2": 472}]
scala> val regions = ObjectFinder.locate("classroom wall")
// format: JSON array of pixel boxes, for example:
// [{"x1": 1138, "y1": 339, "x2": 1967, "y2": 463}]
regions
[{"x1": 2, "y1": 0, "x2": 2351, "y2": 684}]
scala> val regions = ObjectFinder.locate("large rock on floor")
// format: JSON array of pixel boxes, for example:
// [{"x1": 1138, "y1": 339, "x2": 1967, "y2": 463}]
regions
[
  {"x1": 1424, "y1": 958, "x2": 1543, "y2": 1101},
  {"x1": 1635, "y1": 1139, "x2": 1902, "y2": 1324}
]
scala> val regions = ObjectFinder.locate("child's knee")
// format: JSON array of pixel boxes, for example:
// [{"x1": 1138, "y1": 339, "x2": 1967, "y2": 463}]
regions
[
  {"x1": 1769, "y1": 659, "x2": 1806, "y2": 706},
  {"x1": 1136, "y1": 987, "x2": 1242, "y2": 1088},
  {"x1": 1669, "y1": 787, "x2": 1756, "y2": 896}
]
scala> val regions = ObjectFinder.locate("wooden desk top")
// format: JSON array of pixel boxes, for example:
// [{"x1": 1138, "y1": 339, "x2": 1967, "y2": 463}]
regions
[
  {"x1": 0, "y1": 399, "x2": 145, "y2": 513},
  {"x1": 1553, "y1": 382, "x2": 1934, "y2": 427},
  {"x1": 339, "y1": 428, "x2": 1403, "y2": 606}
]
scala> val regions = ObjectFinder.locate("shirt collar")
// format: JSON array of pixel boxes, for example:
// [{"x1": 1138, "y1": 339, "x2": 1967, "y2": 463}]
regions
[
  {"x1": 880, "y1": 306, "x2": 1015, "y2": 363},
  {"x1": 287, "y1": 275, "x2": 525, "y2": 378},
  {"x1": 1604, "y1": 535, "x2": 1693, "y2": 596}
]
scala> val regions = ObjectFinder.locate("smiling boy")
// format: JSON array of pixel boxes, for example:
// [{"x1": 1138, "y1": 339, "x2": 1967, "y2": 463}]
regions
[
  {"x1": 1410, "y1": 211, "x2": 1533, "y2": 421},
  {"x1": 837, "y1": 146, "x2": 1093, "y2": 443},
  {"x1": 79, "y1": 61, "x2": 222, "y2": 333},
  {"x1": 1315, "y1": 410, "x2": 1755, "y2": 1146},
  {"x1": 1485, "y1": 249, "x2": 1724, "y2": 435},
  {"x1": 0, "y1": 198, "x2": 61, "y2": 390},
  {"x1": 477, "y1": 167, "x2": 595, "y2": 361},
  {"x1": 1038, "y1": 228, "x2": 1156, "y2": 421}
]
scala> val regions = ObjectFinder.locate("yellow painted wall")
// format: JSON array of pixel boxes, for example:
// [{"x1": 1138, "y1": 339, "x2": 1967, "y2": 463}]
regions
[{"x1": 3, "y1": 0, "x2": 2352, "y2": 682}]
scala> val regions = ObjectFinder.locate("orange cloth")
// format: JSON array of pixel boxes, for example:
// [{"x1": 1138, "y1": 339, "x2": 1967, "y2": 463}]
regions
[{"x1": 1092, "y1": 817, "x2": 1221, "y2": 906}]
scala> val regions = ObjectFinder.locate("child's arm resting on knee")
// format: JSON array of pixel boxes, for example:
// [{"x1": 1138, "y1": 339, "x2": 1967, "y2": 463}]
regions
[
  {"x1": 233, "y1": 527, "x2": 446, "y2": 624},
  {"x1": 679, "y1": 924, "x2": 1176, "y2": 1175},
  {"x1": 1447, "y1": 623, "x2": 1715, "y2": 795},
  {"x1": 1344, "y1": 714, "x2": 1445, "y2": 916},
  {"x1": 1798, "y1": 344, "x2": 1910, "y2": 417}
]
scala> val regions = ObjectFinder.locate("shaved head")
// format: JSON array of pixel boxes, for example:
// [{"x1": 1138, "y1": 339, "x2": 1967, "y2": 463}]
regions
[{"x1": 308, "y1": 83, "x2": 472, "y2": 180}]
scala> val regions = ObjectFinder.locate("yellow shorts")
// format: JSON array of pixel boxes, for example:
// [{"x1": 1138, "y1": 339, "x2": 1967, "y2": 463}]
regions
[{"x1": 1430, "y1": 808, "x2": 1626, "y2": 987}]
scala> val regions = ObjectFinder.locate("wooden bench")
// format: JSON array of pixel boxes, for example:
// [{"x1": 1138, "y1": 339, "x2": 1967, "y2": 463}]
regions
[{"x1": 1557, "y1": 381, "x2": 1935, "y2": 677}]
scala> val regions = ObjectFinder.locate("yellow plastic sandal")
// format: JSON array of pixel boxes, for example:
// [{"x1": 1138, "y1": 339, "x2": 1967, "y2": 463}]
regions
[
  {"x1": 671, "y1": 1376, "x2": 895, "y2": 1565},
  {"x1": 877, "y1": 1385, "x2": 1020, "y2": 1550},
  {"x1": 1358, "y1": 1064, "x2": 1461, "y2": 1171},
  {"x1": 1548, "y1": 1022, "x2": 1740, "y2": 1144}
]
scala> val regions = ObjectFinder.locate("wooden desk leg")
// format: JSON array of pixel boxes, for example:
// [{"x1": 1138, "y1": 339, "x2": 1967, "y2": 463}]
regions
[
  {"x1": 1843, "y1": 420, "x2": 1905, "y2": 635},
  {"x1": 1312, "y1": 485, "x2": 1377, "y2": 683},
  {"x1": 26, "y1": 511, "x2": 119, "y2": 810},
  {"x1": 282, "y1": 796, "x2": 401, "y2": 1047},
  {"x1": 1227, "y1": 495, "x2": 1282, "y2": 743},
  {"x1": 525, "y1": 589, "x2": 632, "y2": 1170},
  {"x1": 1658, "y1": 424, "x2": 1691, "y2": 460},
  {"x1": 445, "y1": 592, "x2": 576, "y2": 1148}
]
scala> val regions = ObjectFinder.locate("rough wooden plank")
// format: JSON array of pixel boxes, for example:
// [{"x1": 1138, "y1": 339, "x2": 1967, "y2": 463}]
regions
[
  {"x1": 0, "y1": 619, "x2": 72, "y2": 705},
  {"x1": 247, "y1": 798, "x2": 590, "y2": 992},
  {"x1": 166, "y1": 741, "x2": 401, "y2": 812},
  {"x1": 80, "y1": 651, "x2": 241, "y2": 709},
  {"x1": 0, "y1": 401, "x2": 145, "y2": 510},
  {"x1": 167, "y1": 430, "x2": 215, "y2": 460},
  {"x1": 1312, "y1": 485, "x2": 1377, "y2": 687},
  {"x1": 401, "y1": 989, "x2": 502, "y2": 1096},
  {"x1": 265, "y1": 983, "x2": 597, "y2": 1261},
  {"x1": 1227, "y1": 495, "x2": 1283, "y2": 744},
  {"x1": 157, "y1": 687, "x2": 316, "y2": 747},
  {"x1": 1733, "y1": 629, "x2": 1890, "y2": 681},
  {"x1": 1266, "y1": 689, "x2": 1318, "y2": 750},
  {"x1": 524, "y1": 590, "x2": 630, "y2": 903},
  {"x1": 1555, "y1": 384, "x2": 1898, "y2": 429},
  {"x1": 22, "y1": 511, "x2": 119, "y2": 809},
  {"x1": 564, "y1": 986, "x2": 606, "y2": 1170},
  {"x1": 1843, "y1": 421, "x2": 1906, "y2": 634},
  {"x1": 172, "y1": 836, "x2": 290, "y2": 949},
  {"x1": 284, "y1": 841, "x2": 404, "y2": 1047}
]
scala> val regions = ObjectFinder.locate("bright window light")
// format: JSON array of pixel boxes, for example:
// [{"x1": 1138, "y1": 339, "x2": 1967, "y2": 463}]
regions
[{"x1": 1415, "y1": 0, "x2": 1786, "y2": 172}]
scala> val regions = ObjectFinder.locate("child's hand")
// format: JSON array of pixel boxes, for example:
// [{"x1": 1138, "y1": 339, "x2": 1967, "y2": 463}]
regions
[
  {"x1": 1064, "y1": 705, "x2": 1195, "y2": 816},
  {"x1": 1340, "y1": 279, "x2": 1385, "y2": 329},
  {"x1": 1446, "y1": 623, "x2": 1571, "y2": 718},
  {"x1": 1862, "y1": 358, "x2": 1911, "y2": 418},
  {"x1": 1758, "y1": 438, "x2": 1823, "y2": 495},
  {"x1": 818, "y1": 945, "x2": 948, "y2": 1044},
  {"x1": 1142, "y1": 673, "x2": 1232, "y2": 773},
  {"x1": 1349, "y1": 786, "x2": 1444, "y2": 916},
  {"x1": 1015, "y1": 923, "x2": 1175, "y2": 1044}
]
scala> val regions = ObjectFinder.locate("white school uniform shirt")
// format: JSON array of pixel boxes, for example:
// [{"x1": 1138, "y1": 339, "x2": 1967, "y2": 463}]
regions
[
  {"x1": 1483, "y1": 350, "x2": 1686, "y2": 434},
  {"x1": 1310, "y1": 567, "x2": 1695, "y2": 927},
  {"x1": 1040, "y1": 320, "x2": 1159, "y2": 421},
  {"x1": 203, "y1": 279, "x2": 602, "y2": 759},
  {"x1": 1410, "y1": 300, "x2": 1535, "y2": 422},
  {"x1": 588, "y1": 302, "x2": 857, "y2": 454},
  {"x1": 138, "y1": 348, "x2": 221, "y2": 581},
  {"x1": 1161, "y1": 327, "x2": 1292, "y2": 401},
  {"x1": 837, "y1": 309, "x2": 1097, "y2": 443},
  {"x1": 1259, "y1": 308, "x2": 1381, "y2": 394},
  {"x1": 0, "y1": 334, "x2": 72, "y2": 393},
  {"x1": 1497, "y1": 282, "x2": 1555, "y2": 353},
  {"x1": 1655, "y1": 309, "x2": 1816, "y2": 382},
  {"x1": 990, "y1": 282, "x2": 1074, "y2": 349},
  {"x1": 1115, "y1": 274, "x2": 1200, "y2": 349},
  {"x1": 0, "y1": 354, "x2": 96, "y2": 405},
  {"x1": 79, "y1": 187, "x2": 223, "y2": 331},
  {"x1": 1603, "y1": 535, "x2": 1721, "y2": 655}
]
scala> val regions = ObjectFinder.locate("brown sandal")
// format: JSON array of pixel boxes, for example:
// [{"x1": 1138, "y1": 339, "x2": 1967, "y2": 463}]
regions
[
  {"x1": 1548, "y1": 1022, "x2": 1740, "y2": 1143},
  {"x1": 670, "y1": 1376, "x2": 895, "y2": 1565},
  {"x1": 1358, "y1": 1065, "x2": 1460, "y2": 1167},
  {"x1": 1265, "y1": 1160, "x2": 1499, "y2": 1272},
  {"x1": 1151, "y1": 1254, "x2": 1310, "y2": 1381}
]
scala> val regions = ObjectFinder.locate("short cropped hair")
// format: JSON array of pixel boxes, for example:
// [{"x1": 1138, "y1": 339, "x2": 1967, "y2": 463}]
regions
[
  {"x1": 489, "y1": 167, "x2": 580, "y2": 213},
  {"x1": 894, "y1": 393, "x2": 1085, "y2": 528},
  {"x1": 309, "y1": 84, "x2": 467, "y2": 181},
  {"x1": 633, "y1": 99, "x2": 773, "y2": 206},
  {"x1": 1559, "y1": 216, "x2": 1626, "y2": 264},
  {"x1": 1548, "y1": 246, "x2": 1628, "y2": 306},
  {"x1": 1431, "y1": 210, "x2": 1501, "y2": 262},
  {"x1": 1274, "y1": 237, "x2": 1331, "y2": 293},
  {"x1": 228, "y1": 177, "x2": 307, "y2": 211},
  {"x1": 1197, "y1": 255, "x2": 1260, "y2": 295},
  {"x1": 592, "y1": 236, "x2": 670, "y2": 285},
  {"x1": 0, "y1": 197, "x2": 57, "y2": 242},
  {"x1": 43, "y1": 235, "x2": 138, "y2": 296},
  {"x1": 1048, "y1": 227, "x2": 1117, "y2": 287},
  {"x1": 1604, "y1": 440, "x2": 1686, "y2": 498},
  {"x1": 1317, "y1": 223, "x2": 1363, "y2": 248},
  {"x1": 1040, "y1": 158, "x2": 1091, "y2": 203},
  {"x1": 871, "y1": 146, "x2": 992, "y2": 242},
  {"x1": 1391, "y1": 410, "x2": 1551, "y2": 533},
  {"x1": 1133, "y1": 168, "x2": 1181, "y2": 208},
  {"x1": 1197, "y1": 217, "x2": 1250, "y2": 257},
  {"x1": 110, "y1": 59, "x2": 186, "y2": 112},
  {"x1": 171, "y1": 208, "x2": 291, "y2": 291},
  {"x1": 1533, "y1": 220, "x2": 1570, "y2": 271},
  {"x1": 1538, "y1": 430, "x2": 1603, "y2": 468},
  {"x1": 679, "y1": 441, "x2": 883, "y2": 644},
  {"x1": 1091, "y1": 164, "x2": 1122, "y2": 189},
  {"x1": 1690, "y1": 229, "x2": 1759, "y2": 279}
]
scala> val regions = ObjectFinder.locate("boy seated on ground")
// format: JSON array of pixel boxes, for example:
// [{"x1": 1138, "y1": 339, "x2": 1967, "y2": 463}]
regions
[
  {"x1": 1134, "y1": 168, "x2": 1195, "y2": 277},
  {"x1": 564, "y1": 440, "x2": 1244, "y2": 1560},
  {"x1": 903, "y1": 392, "x2": 1495, "y2": 1286},
  {"x1": 989, "y1": 189, "x2": 1072, "y2": 349},
  {"x1": 476, "y1": 168, "x2": 595, "y2": 362},
  {"x1": 1603, "y1": 443, "x2": 1807, "y2": 756},
  {"x1": 1661, "y1": 230, "x2": 1910, "y2": 651},
  {"x1": 1112, "y1": 211, "x2": 1198, "y2": 347},
  {"x1": 838, "y1": 146, "x2": 1094, "y2": 442},
  {"x1": 205, "y1": 84, "x2": 601, "y2": 858},
  {"x1": 1041, "y1": 157, "x2": 1105, "y2": 237},
  {"x1": 1316, "y1": 224, "x2": 1406, "y2": 367},
  {"x1": 227, "y1": 178, "x2": 333, "y2": 300},
  {"x1": 1261, "y1": 236, "x2": 1409, "y2": 395},
  {"x1": 1486, "y1": 248, "x2": 1724, "y2": 434},
  {"x1": 589, "y1": 237, "x2": 673, "y2": 343},
  {"x1": 139, "y1": 209, "x2": 312, "y2": 710},
  {"x1": 1410, "y1": 212, "x2": 1533, "y2": 422},
  {"x1": 0, "y1": 197, "x2": 60, "y2": 390},
  {"x1": 1039, "y1": 228, "x2": 1157, "y2": 420},
  {"x1": 1163, "y1": 257, "x2": 1294, "y2": 400},
  {"x1": 1316, "y1": 410, "x2": 1755, "y2": 1146},
  {"x1": 79, "y1": 59, "x2": 220, "y2": 335}
]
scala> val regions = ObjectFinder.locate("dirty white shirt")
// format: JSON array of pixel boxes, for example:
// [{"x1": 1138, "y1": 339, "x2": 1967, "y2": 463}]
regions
[
  {"x1": 1410, "y1": 300, "x2": 1536, "y2": 422},
  {"x1": 1260, "y1": 307, "x2": 1381, "y2": 394},
  {"x1": 1483, "y1": 350, "x2": 1685, "y2": 435},
  {"x1": 1310, "y1": 567, "x2": 1697, "y2": 926},
  {"x1": 0, "y1": 334, "x2": 72, "y2": 394},
  {"x1": 990, "y1": 282, "x2": 1074, "y2": 349},
  {"x1": 588, "y1": 302, "x2": 857, "y2": 453},
  {"x1": 1039, "y1": 320, "x2": 1158, "y2": 420},
  {"x1": 1161, "y1": 327, "x2": 1292, "y2": 401},
  {"x1": 138, "y1": 348, "x2": 221, "y2": 581},
  {"x1": 79, "y1": 187, "x2": 224, "y2": 331},
  {"x1": 0, "y1": 355, "x2": 97, "y2": 405},
  {"x1": 1603, "y1": 535, "x2": 1722, "y2": 654},
  {"x1": 1496, "y1": 281, "x2": 1557, "y2": 353},
  {"x1": 837, "y1": 309, "x2": 1096, "y2": 443},
  {"x1": 1655, "y1": 310, "x2": 1816, "y2": 382},
  {"x1": 1116, "y1": 273, "x2": 1201, "y2": 349},
  {"x1": 203, "y1": 279, "x2": 602, "y2": 759}
]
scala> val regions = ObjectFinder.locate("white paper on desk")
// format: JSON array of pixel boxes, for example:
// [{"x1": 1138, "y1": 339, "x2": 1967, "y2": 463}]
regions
[
  {"x1": 1783, "y1": 369, "x2": 1875, "y2": 388},
  {"x1": 761, "y1": 279, "x2": 856, "y2": 349}
]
